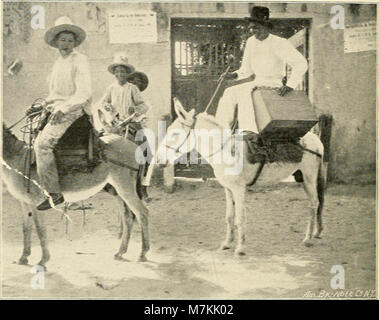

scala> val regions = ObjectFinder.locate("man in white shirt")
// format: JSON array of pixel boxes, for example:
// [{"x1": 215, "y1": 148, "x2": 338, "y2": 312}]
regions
[
  {"x1": 216, "y1": 6, "x2": 308, "y2": 139},
  {"x1": 32, "y1": 17, "x2": 92, "y2": 210}
]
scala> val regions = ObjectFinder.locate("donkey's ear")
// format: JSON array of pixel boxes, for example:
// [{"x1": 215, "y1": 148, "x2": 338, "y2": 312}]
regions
[
  {"x1": 173, "y1": 97, "x2": 188, "y2": 120},
  {"x1": 188, "y1": 109, "x2": 195, "y2": 117}
]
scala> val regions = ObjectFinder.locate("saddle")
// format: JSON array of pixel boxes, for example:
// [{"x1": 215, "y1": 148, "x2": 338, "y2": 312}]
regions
[
  {"x1": 28, "y1": 114, "x2": 140, "y2": 177},
  {"x1": 231, "y1": 110, "x2": 303, "y2": 165},
  {"x1": 53, "y1": 114, "x2": 102, "y2": 176}
]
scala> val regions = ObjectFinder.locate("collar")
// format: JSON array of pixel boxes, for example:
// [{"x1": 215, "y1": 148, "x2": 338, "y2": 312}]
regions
[
  {"x1": 115, "y1": 80, "x2": 132, "y2": 88},
  {"x1": 59, "y1": 49, "x2": 78, "y2": 60},
  {"x1": 254, "y1": 33, "x2": 272, "y2": 43}
]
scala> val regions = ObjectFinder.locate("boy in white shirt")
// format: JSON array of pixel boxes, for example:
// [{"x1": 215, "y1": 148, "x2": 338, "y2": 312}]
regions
[
  {"x1": 33, "y1": 17, "x2": 92, "y2": 210},
  {"x1": 99, "y1": 53, "x2": 151, "y2": 200},
  {"x1": 100, "y1": 53, "x2": 150, "y2": 129}
]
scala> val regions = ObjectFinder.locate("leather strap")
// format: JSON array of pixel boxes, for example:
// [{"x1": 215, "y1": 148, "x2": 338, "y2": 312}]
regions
[{"x1": 246, "y1": 160, "x2": 265, "y2": 187}]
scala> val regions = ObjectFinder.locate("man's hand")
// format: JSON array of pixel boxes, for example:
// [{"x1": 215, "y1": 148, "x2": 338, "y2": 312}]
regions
[
  {"x1": 49, "y1": 110, "x2": 64, "y2": 125},
  {"x1": 223, "y1": 71, "x2": 238, "y2": 81},
  {"x1": 278, "y1": 85, "x2": 293, "y2": 96},
  {"x1": 128, "y1": 106, "x2": 135, "y2": 115},
  {"x1": 26, "y1": 104, "x2": 44, "y2": 116}
]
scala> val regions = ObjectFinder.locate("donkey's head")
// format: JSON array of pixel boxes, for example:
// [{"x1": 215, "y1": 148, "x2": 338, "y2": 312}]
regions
[{"x1": 156, "y1": 97, "x2": 196, "y2": 167}]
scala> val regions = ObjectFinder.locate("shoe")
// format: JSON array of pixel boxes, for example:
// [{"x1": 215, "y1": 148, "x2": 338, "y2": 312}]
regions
[{"x1": 37, "y1": 193, "x2": 65, "y2": 211}]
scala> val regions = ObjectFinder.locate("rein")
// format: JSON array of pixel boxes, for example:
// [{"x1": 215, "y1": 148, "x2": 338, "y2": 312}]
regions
[
  {"x1": 295, "y1": 143, "x2": 322, "y2": 158},
  {"x1": 163, "y1": 117, "x2": 233, "y2": 161},
  {"x1": 163, "y1": 120, "x2": 195, "y2": 157}
]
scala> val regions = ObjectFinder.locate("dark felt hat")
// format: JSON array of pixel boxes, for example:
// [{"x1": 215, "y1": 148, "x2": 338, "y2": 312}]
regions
[
  {"x1": 127, "y1": 71, "x2": 149, "y2": 92},
  {"x1": 245, "y1": 6, "x2": 273, "y2": 29}
]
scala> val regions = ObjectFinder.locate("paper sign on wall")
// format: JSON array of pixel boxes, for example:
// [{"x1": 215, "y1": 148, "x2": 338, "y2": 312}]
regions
[
  {"x1": 344, "y1": 21, "x2": 376, "y2": 53},
  {"x1": 108, "y1": 11, "x2": 157, "y2": 44}
]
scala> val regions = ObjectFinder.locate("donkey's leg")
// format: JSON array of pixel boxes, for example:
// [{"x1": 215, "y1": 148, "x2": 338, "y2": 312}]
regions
[
  {"x1": 127, "y1": 197, "x2": 149, "y2": 262},
  {"x1": 112, "y1": 173, "x2": 150, "y2": 262},
  {"x1": 233, "y1": 187, "x2": 247, "y2": 256},
  {"x1": 302, "y1": 171, "x2": 319, "y2": 246},
  {"x1": 33, "y1": 209, "x2": 50, "y2": 268},
  {"x1": 220, "y1": 188, "x2": 235, "y2": 250},
  {"x1": 113, "y1": 196, "x2": 136, "y2": 260},
  {"x1": 18, "y1": 202, "x2": 33, "y2": 265}
]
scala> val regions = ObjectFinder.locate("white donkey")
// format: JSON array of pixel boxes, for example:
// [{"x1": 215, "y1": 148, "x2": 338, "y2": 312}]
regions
[{"x1": 148, "y1": 98, "x2": 325, "y2": 256}]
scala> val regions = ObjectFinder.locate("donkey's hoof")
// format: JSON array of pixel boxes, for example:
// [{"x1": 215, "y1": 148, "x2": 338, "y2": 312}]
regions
[
  {"x1": 36, "y1": 263, "x2": 47, "y2": 272},
  {"x1": 114, "y1": 254, "x2": 123, "y2": 261},
  {"x1": 18, "y1": 257, "x2": 28, "y2": 265},
  {"x1": 234, "y1": 249, "x2": 246, "y2": 257},
  {"x1": 313, "y1": 231, "x2": 323, "y2": 239},
  {"x1": 219, "y1": 242, "x2": 232, "y2": 250},
  {"x1": 143, "y1": 197, "x2": 152, "y2": 203},
  {"x1": 302, "y1": 239, "x2": 313, "y2": 247},
  {"x1": 138, "y1": 256, "x2": 147, "y2": 262}
]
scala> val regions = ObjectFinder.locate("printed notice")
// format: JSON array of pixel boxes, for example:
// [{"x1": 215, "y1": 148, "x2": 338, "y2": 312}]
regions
[
  {"x1": 108, "y1": 11, "x2": 157, "y2": 44},
  {"x1": 344, "y1": 20, "x2": 376, "y2": 53}
]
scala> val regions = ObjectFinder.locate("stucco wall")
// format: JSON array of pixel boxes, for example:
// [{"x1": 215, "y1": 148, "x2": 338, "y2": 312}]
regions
[
  {"x1": 3, "y1": 2, "x2": 171, "y2": 137},
  {"x1": 3, "y1": 2, "x2": 376, "y2": 183}
]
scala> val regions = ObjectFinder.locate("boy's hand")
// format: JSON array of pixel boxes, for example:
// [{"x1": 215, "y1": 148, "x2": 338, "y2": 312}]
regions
[
  {"x1": 50, "y1": 110, "x2": 64, "y2": 125},
  {"x1": 26, "y1": 105, "x2": 43, "y2": 116},
  {"x1": 223, "y1": 72, "x2": 238, "y2": 80}
]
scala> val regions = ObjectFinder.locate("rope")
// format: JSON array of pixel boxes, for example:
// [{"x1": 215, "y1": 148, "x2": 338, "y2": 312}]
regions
[
  {"x1": 8, "y1": 115, "x2": 27, "y2": 130},
  {"x1": 8, "y1": 97, "x2": 46, "y2": 130}
]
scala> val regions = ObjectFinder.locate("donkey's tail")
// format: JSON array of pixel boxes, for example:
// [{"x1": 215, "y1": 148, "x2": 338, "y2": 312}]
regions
[{"x1": 316, "y1": 157, "x2": 326, "y2": 230}]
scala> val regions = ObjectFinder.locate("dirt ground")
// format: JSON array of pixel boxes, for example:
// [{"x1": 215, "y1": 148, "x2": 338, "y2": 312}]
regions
[{"x1": 1, "y1": 181, "x2": 376, "y2": 299}]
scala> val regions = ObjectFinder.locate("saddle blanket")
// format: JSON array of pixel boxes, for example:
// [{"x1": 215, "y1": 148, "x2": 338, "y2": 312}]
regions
[{"x1": 242, "y1": 132, "x2": 304, "y2": 164}]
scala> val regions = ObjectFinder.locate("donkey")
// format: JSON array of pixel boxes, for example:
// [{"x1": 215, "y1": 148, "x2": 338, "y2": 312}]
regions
[
  {"x1": 150, "y1": 97, "x2": 325, "y2": 256},
  {"x1": 2, "y1": 124, "x2": 150, "y2": 268}
]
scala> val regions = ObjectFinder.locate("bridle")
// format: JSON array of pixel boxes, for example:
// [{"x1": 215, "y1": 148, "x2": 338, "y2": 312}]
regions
[
  {"x1": 163, "y1": 115, "x2": 233, "y2": 160},
  {"x1": 163, "y1": 119, "x2": 196, "y2": 157}
]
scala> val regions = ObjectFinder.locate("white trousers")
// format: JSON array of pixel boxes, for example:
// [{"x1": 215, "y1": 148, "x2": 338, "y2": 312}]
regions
[{"x1": 215, "y1": 79, "x2": 282, "y2": 133}]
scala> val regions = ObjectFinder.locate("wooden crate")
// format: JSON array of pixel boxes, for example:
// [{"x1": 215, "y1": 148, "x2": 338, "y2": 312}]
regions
[{"x1": 252, "y1": 88, "x2": 318, "y2": 139}]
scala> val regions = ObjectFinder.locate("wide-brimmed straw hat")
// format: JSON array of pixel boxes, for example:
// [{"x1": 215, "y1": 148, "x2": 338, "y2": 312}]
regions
[
  {"x1": 245, "y1": 6, "x2": 273, "y2": 29},
  {"x1": 127, "y1": 71, "x2": 149, "y2": 92},
  {"x1": 45, "y1": 16, "x2": 86, "y2": 48},
  {"x1": 108, "y1": 52, "x2": 135, "y2": 75}
]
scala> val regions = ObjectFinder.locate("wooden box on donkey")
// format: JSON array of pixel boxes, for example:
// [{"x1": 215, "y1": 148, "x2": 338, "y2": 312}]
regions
[{"x1": 251, "y1": 89, "x2": 318, "y2": 139}]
